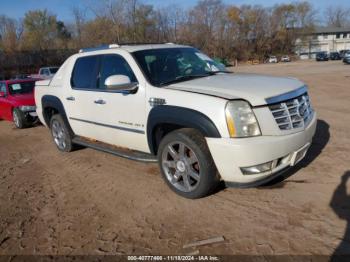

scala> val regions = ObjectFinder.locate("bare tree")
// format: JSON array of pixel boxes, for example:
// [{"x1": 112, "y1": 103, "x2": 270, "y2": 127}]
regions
[
  {"x1": 155, "y1": 5, "x2": 185, "y2": 43},
  {"x1": 0, "y1": 15, "x2": 22, "y2": 52},
  {"x1": 325, "y1": 6, "x2": 350, "y2": 27},
  {"x1": 86, "y1": 0, "x2": 129, "y2": 43},
  {"x1": 72, "y1": 6, "x2": 86, "y2": 46},
  {"x1": 0, "y1": 0, "x2": 332, "y2": 73},
  {"x1": 185, "y1": 0, "x2": 225, "y2": 54}
]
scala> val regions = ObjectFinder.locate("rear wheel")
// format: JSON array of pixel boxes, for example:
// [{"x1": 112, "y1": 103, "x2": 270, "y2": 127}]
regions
[
  {"x1": 13, "y1": 108, "x2": 28, "y2": 129},
  {"x1": 50, "y1": 114, "x2": 74, "y2": 152},
  {"x1": 158, "y1": 128, "x2": 219, "y2": 199}
]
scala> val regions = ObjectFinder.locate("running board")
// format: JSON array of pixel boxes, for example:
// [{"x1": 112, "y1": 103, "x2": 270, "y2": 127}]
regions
[{"x1": 72, "y1": 137, "x2": 158, "y2": 163}]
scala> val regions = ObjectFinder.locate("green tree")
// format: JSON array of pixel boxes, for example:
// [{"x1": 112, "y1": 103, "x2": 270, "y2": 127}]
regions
[{"x1": 22, "y1": 9, "x2": 70, "y2": 50}]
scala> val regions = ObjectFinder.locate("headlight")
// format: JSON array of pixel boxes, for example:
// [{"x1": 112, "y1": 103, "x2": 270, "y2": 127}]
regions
[
  {"x1": 19, "y1": 105, "x2": 36, "y2": 112},
  {"x1": 225, "y1": 100, "x2": 261, "y2": 137}
]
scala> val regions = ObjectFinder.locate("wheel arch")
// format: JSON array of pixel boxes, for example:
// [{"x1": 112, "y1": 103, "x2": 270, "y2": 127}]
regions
[
  {"x1": 41, "y1": 95, "x2": 74, "y2": 135},
  {"x1": 9, "y1": 100, "x2": 19, "y2": 118},
  {"x1": 10, "y1": 106, "x2": 15, "y2": 117},
  {"x1": 147, "y1": 105, "x2": 221, "y2": 155}
]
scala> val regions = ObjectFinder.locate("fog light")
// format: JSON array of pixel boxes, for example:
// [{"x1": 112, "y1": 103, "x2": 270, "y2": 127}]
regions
[{"x1": 240, "y1": 161, "x2": 273, "y2": 175}]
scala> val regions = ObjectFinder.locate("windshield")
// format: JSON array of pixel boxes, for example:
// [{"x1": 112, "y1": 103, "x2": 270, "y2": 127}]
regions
[
  {"x1": 133, "y1": 48, "x2": 229, "y2": 87},
  {"x1": 8, "y1": 81, "x2": 35, "y2": 95},
  {"x1": 49, "y1": 67, "x2": 59, "y2": 74}
]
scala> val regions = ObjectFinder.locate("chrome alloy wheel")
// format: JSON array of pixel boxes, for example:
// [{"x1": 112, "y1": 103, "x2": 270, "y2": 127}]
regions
[
  {"x1": 161, "y1": 141, "x2": 201, "y2": 192},
  {"x1": 51, "y1": 119, "x2": 67, "y2": 150},
  {"x1": 13, "y1": 110, "x2": 20, "y2": 128}
]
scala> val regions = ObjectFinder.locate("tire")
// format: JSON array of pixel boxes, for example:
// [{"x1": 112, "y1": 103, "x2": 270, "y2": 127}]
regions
[
  {"x1": 13, "y1": 108, "x2": 28, "y2": 129},
  {"x1": 157, "y1": 128, "x2": 219, "y2": 199},
  {"x1": 50, "y1": 114, "x2": 74, "y2": 152}
]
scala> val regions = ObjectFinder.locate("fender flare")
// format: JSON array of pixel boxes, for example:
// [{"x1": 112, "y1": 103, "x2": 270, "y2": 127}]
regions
[
  {"x1": 147, "y1": 105, "x2": 221, "y2": 154},
  {"x1": 41, "y1": 95, "x2": 74, "y2": 135}
]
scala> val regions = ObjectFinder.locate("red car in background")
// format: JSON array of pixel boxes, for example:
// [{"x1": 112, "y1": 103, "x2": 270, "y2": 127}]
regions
[{"x1": 0, "y1": 79, "x2": 40, "y2": 128}]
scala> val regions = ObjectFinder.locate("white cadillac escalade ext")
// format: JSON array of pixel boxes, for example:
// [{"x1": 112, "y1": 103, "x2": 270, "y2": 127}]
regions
[{"x1": 35, "y1": 43, "x2": 317, "y2": 199}]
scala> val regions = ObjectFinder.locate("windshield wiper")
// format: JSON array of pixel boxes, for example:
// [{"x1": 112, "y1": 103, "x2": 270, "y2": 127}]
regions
[
  {"x1": 207, "y1": 70, "x2": 232, "y2": 75},
  {"x1": 159, "y1": 74, "x2": 210, "y2": 87},
  {"x1": 158, "y1": 71, "x2": 232, "y2": 87}
]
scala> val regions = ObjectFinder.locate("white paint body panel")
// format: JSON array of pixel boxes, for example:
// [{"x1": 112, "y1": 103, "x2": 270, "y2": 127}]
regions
[
  {"x1": 166, "y1": 73, "x2": 304, "y2": 106},
  {"x1": 35, "y1": 44, "x2": 317, "y2": 185}
]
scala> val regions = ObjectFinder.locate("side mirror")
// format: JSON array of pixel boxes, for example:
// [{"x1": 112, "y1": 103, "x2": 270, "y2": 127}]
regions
[
  {"x1": 0, "y1": 91, "x2": 5, "y2": 97},
  {"x1": 104, "y1": 75, "x2": 138, "y2": 93}
]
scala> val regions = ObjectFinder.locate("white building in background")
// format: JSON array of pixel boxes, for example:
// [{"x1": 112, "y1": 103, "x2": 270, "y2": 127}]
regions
[{"x1": 295, "y1": 27, "x2": 350, "y2": 59}]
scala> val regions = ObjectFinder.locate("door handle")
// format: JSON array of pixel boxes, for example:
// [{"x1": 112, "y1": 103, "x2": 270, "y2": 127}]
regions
[
  {"x1": 66, "y1": 96, "x2": 75, "y2": 101},
  {"x1": 94, "y1": 99, "x2": 106, "y2": 105}
]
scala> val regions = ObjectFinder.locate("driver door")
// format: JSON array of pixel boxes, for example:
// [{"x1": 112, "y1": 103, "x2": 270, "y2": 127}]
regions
[{"x1": 90, "y1": 54, "x2": 148, "y2": 152}]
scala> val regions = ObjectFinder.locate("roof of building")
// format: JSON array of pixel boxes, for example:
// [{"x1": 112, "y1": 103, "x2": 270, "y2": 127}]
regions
[{"x1": 313, "y1": 26, "x2": 350, "y2": 34}]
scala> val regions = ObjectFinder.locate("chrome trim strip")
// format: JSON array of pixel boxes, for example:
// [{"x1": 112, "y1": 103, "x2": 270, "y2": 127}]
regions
[
  {"x1": 265, "y1": 86, "x2": 308, "y2": 104},
  {"x1": 71, "y1": 83, "x2": 139, "y2": 94},
  {"x1": 69, "y1": 117, "x2": 145, "y2": 134}
]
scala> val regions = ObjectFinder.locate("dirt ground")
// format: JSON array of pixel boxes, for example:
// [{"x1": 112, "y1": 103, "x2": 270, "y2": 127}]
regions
[{"x1": 0, "y1": 60, "x2": 349, "y2": 256}]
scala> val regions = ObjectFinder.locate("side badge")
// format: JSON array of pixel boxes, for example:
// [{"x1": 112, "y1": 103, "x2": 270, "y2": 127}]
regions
[{"x1": 149, "y1": 97, "x2": 166, "y2": 107}]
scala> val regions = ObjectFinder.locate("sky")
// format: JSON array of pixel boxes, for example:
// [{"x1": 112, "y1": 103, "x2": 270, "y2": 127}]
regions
[{"x1": 0, "y1": 0, "x2": 350, "y2": 22}]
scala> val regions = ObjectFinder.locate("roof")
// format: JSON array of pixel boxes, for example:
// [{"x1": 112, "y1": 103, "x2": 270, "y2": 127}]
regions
[
  {"x1": 79, "y1": 43, "x2": 191, "y2": 54},
  {"x1": 312, "y1": 26, "x2": 350, "y2": 34}
]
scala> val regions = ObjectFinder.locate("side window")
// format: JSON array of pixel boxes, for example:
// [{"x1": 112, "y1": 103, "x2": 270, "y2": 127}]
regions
[
  {"x1": 71, "y1": 56, "x2": 99, "y2": 89},
  {"x1": 43, "y1": 69, "x2": 50, "y2": 76},
  {"x1": 98, "y1": 55, "x2": 137, "y2": 89}
]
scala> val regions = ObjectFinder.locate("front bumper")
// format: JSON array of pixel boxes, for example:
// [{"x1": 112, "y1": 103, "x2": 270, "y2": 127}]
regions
[
  {"x1": 19, "y1": 106, "x2": 38, "y2": 119},
  {"x1": 206, "y1": 113, "x2": 317, "y2": 185},
  {"x1": 19, "y1": 106, "x2": 37, "y2": 113}
]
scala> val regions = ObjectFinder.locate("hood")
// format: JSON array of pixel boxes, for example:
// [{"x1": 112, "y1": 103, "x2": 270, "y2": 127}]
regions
[
  {"x1": 166, "y1": 73, "x2": 305, "y2": 106},
  {"x1": 10, "y1": 93, "x2": 35, "y2": 106}
]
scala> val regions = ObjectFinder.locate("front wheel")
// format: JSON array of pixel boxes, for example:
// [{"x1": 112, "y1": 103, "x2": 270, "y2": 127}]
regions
[
  {"x1": 157, "y1": 128, "x2": 219, "y2": 199},
  {"x1": 13, "y1": 108, "x2": 28, "y2": 129}
]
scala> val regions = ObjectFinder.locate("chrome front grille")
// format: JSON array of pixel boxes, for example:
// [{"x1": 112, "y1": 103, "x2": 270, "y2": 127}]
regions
[{"x1": 269, "y1": 93, "x2": 313, "y2": 130}]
